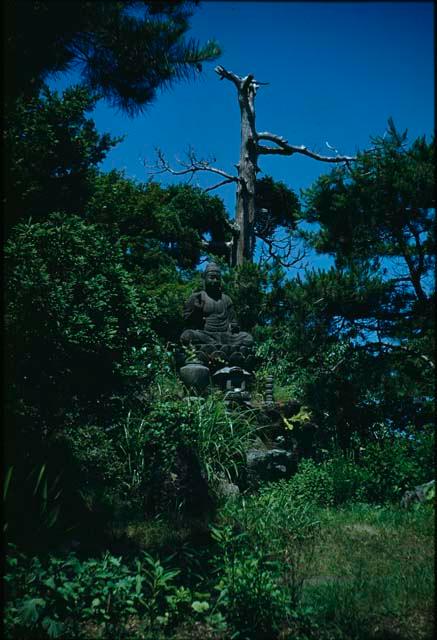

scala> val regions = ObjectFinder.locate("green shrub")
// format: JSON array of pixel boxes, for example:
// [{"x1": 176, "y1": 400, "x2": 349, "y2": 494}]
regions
[
  {"x1": 292, "y1": 424, "x2": 434, "y2": 508},
  {"x1": 7, "y1": 394, "x2": 258, "y2": 537},
  {"x1": 292, "y1": 435, "x2": 430, "y2": 508},
  {"x1": 324, "y1": 453, "x2": 368, "y2": 505},
  {"x1": 211, "y1": 525, "x2": 289, "y2": 639},
  {"x1": 213, "y1": 482, "x2": 321, "y2": 636},
  {"x1": 3, "y1": 463, "x2": 65, "y2": 548},
  {"x1": 288, "y1": 458, "x2": 335, "y2": 508},
  {"x1": 4, "y1": 213, "x2": 159, "y2": 440},
  {"x1": 4, "y1": 545, "x2": 185, "y2": 639},
  {"x1": 132, "y1": 396, "x2": 258, "y2": 513},
  {"x1": 356, "y1": 437, "x2": 424, "y2": 503},
  {"x1": 190, "y1": 395, "x2": 258, "y2": 490}
]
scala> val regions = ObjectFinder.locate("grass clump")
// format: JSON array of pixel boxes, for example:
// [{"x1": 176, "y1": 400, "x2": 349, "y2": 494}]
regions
[{"x1": 298, "y1": 502, "x2": 435, "y2": 640}]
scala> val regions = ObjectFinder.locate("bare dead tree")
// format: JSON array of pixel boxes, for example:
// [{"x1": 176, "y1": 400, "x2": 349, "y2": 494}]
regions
[{"x1": 147, "y1": 66, "x2": 358, "y2": 267}]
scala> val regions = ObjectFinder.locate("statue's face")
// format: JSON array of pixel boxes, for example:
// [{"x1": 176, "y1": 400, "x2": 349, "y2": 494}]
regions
[{"x1": 204, "y1": 268, "x2": 222, "y2": 292}]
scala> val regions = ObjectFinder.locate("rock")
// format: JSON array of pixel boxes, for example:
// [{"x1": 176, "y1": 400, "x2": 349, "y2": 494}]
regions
[
  {"x1": 215, "y1": 477, "x2": 240, "y2": 500},
  {"x1": 246, "y1": 448, "x2": 297, "y2": 484},
  {"x1": 148, "y1": 447, "x2": 213, "y2": 517},
  {"x1": 179, "y1": 363, "x2": 210, "y2": 393},
  {"x1": 400, "y1": 479, "x2": 435, "y2": 508}
]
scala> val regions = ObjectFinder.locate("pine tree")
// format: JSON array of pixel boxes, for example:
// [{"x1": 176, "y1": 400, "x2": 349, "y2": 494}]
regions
[{"x1": 4, "y1": 0, "x2": 221, "y2": 113}]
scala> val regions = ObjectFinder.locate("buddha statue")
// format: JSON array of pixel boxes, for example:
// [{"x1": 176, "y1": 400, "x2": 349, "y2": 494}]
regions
[{"x1": 179, "y1": 262, "x2": 255, "y2": 393}]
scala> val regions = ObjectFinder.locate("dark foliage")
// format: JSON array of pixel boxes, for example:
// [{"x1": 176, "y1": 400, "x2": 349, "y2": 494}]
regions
[
  {"x1": 4, "y1": 0, "x2": 221, "y2": 114},
  {"x1": 4, "y1": 213, "x2": 159, "y2": 443},
  {"x1": 4, "y1": 86, "x2": 119, "y2": 234},
  {"x1": 254, "y1": 175, "x2": 300, "y2": 240}
]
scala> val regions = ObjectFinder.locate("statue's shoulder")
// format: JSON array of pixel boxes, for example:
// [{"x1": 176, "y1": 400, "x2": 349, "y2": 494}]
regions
[
  {"x1": 186, "y1": 290, "x2": 206, "y2": 304},
  {"x1": 222, "y1": 292, "x2": 233, "y2": 305},
  {"x1": 188, "y1": 289, "x2": 202, "y2": 298}
]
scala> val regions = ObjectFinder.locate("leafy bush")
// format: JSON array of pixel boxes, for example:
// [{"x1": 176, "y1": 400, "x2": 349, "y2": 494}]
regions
[
  {"x1": 323, "y1": 452, "x2": 369, "y2": 505},
  {"x1": 356, "y1": 437, "x2": 425, "y2": 503},
  {"x1": 124, "y1": 396, "x2": 258, "y2": 514},
  {"x1": 3, "y1": 463, "x2": 65, "y2": 548},
  {"x1": 5, "y1": 213, "x2": 159, "y2": 440},
  {"x1": 211, "y1": 525, "x2": 289, "y2": 639},
  {"x1": 4, "y1": 213, "x2": 163, "y2": 547},
  {"x1": 190, "y1": 395, "x2": 258, "y2": 490},
  {"x1": 5, "y1": 86, "x2": 118, "y2": 231},
  {"x1": 288, "y1": 459, "x2": 335, "y2": 508},
  {"x1": 295, "y1": 427, "x2": 434, "y2": 507},
  {"x1": 212, "y1": 484, "x2": 321, "y2": 637},
  {"x1": 5, "y1": 548, "x2": 184, "y2": 638}
]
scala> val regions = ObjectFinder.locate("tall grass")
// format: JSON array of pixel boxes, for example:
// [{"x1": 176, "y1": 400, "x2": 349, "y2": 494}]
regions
[
  {"x1": 187, "y1": 394, "x2": 259, "y2": 491},
  {"x1": 118, "y1": 411, "x2": 148, "y2": 493}
]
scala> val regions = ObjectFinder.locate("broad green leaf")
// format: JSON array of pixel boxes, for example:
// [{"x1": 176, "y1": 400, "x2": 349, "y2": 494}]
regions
[
  {"x1": 18, "y1": 598, "x2": 46, "y2": 624},
  {"x1": 42, "y1": 617, "x2": 65, "y2": 638},
  {"x1": 192, "y1": 600, "x2": 210, "y2": 613},
  {"x1": 135, "y1": 574, "x2": 143, "y2": 595}
]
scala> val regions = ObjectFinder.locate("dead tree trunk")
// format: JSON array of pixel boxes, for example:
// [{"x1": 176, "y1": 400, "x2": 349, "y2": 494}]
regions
[
  {"x1": 215, "y1": 67, "x2": 260, "y2": 265},
  {"x1": 235, "y1": 74, "x2": 257, "y2": 264},
  {"x1": 150, "y1": 66, "x2": 357, "y2": 268},
  {"x1": 214, "y1": 65, "x2": 356, "y2": 267}
]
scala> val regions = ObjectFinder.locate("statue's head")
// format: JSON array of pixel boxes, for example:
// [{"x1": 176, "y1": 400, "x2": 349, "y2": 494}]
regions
[{"x1": 203, "y1": 261, "x2": 222, "y2": 294}]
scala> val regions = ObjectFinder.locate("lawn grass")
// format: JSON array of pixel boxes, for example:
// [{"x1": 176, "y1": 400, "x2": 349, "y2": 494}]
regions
[
  {"x1": 295, "y1": 503, "x2": 435, "y2": 640},
  {"x1": 110, "y1": 501, "x2": 434, "y2": 639},
  {"x1": 5, "y1": 501, "x2": 434, "y2": 640}
]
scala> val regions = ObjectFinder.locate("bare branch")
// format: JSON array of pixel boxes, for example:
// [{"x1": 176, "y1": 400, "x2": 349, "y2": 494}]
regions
[
  {"x1": 145, "y1": 148, "x2": 240, "y2": 185},
  {"x1": 214, "y1": 65, "x2": 264, "y2": 95},
  {"x1": 328, "y1": 357, "x2": 347, "y2": 374},
  {"x1": 214, "y1": 65, "x2": 243, "y2": 87},
  {"x1": 203, "y1": 178, "x2": 235, "y2": 193},
  {"x1": 365, "y1": 341, "x2": 435, "y2": 370},
  {"x1": 257, "y1": 131, "x2": 289, "y2": 145},
  {"x1": 256, "y1": 141, "x2": 357, "y2": 163},
  {"x1": 258, "y1": 233, "x2": 307, "y2": 268},
  {"x1": 242, "y1": 73, "x2": 255, "y2": 91},
  {"x1": 255, "y1": 131, "x2": 356, "y2": 162}
]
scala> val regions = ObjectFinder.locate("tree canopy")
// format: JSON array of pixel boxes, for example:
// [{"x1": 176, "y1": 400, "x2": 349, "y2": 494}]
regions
[
  {"x1": 301, "y1": 119, "x2": 434, "y2": 306},
  {"x1": 253, "y1": 122, "x2": 435, "y2": 448},
  {"x1": 4, "y1": 86, "x2": 119, "y2": 233},
  {"x1": 4, "y1": 0, "x2": 221, "y2": 113}
]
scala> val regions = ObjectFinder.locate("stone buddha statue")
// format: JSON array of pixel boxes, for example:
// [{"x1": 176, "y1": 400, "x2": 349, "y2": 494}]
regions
[
  {"x1": 181, "y1": 262, "x2": 253, "y2": 350},
  {"x1": 180, "y1": 262, "x2": 255, "y2": 393}
]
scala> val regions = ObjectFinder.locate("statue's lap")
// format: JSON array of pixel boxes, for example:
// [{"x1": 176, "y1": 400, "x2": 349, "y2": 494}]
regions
[{"x1": 181, "y1": 329, "x2": 253, "y2": 348}]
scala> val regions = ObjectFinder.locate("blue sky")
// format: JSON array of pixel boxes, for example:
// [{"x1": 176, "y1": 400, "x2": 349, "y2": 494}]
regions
[{"x1": 49, "y1": 1, "x2": 434, "y2": 271}]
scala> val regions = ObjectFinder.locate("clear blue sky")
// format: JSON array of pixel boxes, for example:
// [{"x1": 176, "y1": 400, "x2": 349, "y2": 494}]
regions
[{"x1": 49, "y1": 1, "x2": 434, "y2": 271}]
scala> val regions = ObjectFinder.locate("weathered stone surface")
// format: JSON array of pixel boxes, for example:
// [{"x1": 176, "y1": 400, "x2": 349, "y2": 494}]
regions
[
  {"x1": 400, "y1": 479, "x2": 435, "y2": 508},
  {"x1": 246, "y1": 447, "x2": 297, "y2": 484},
  {"x1": 179, "y1": 363, "x2": 210, "y2": 393},
  {"x1": 215, "y1": 477, "x2": 240, "y2": 500}
]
